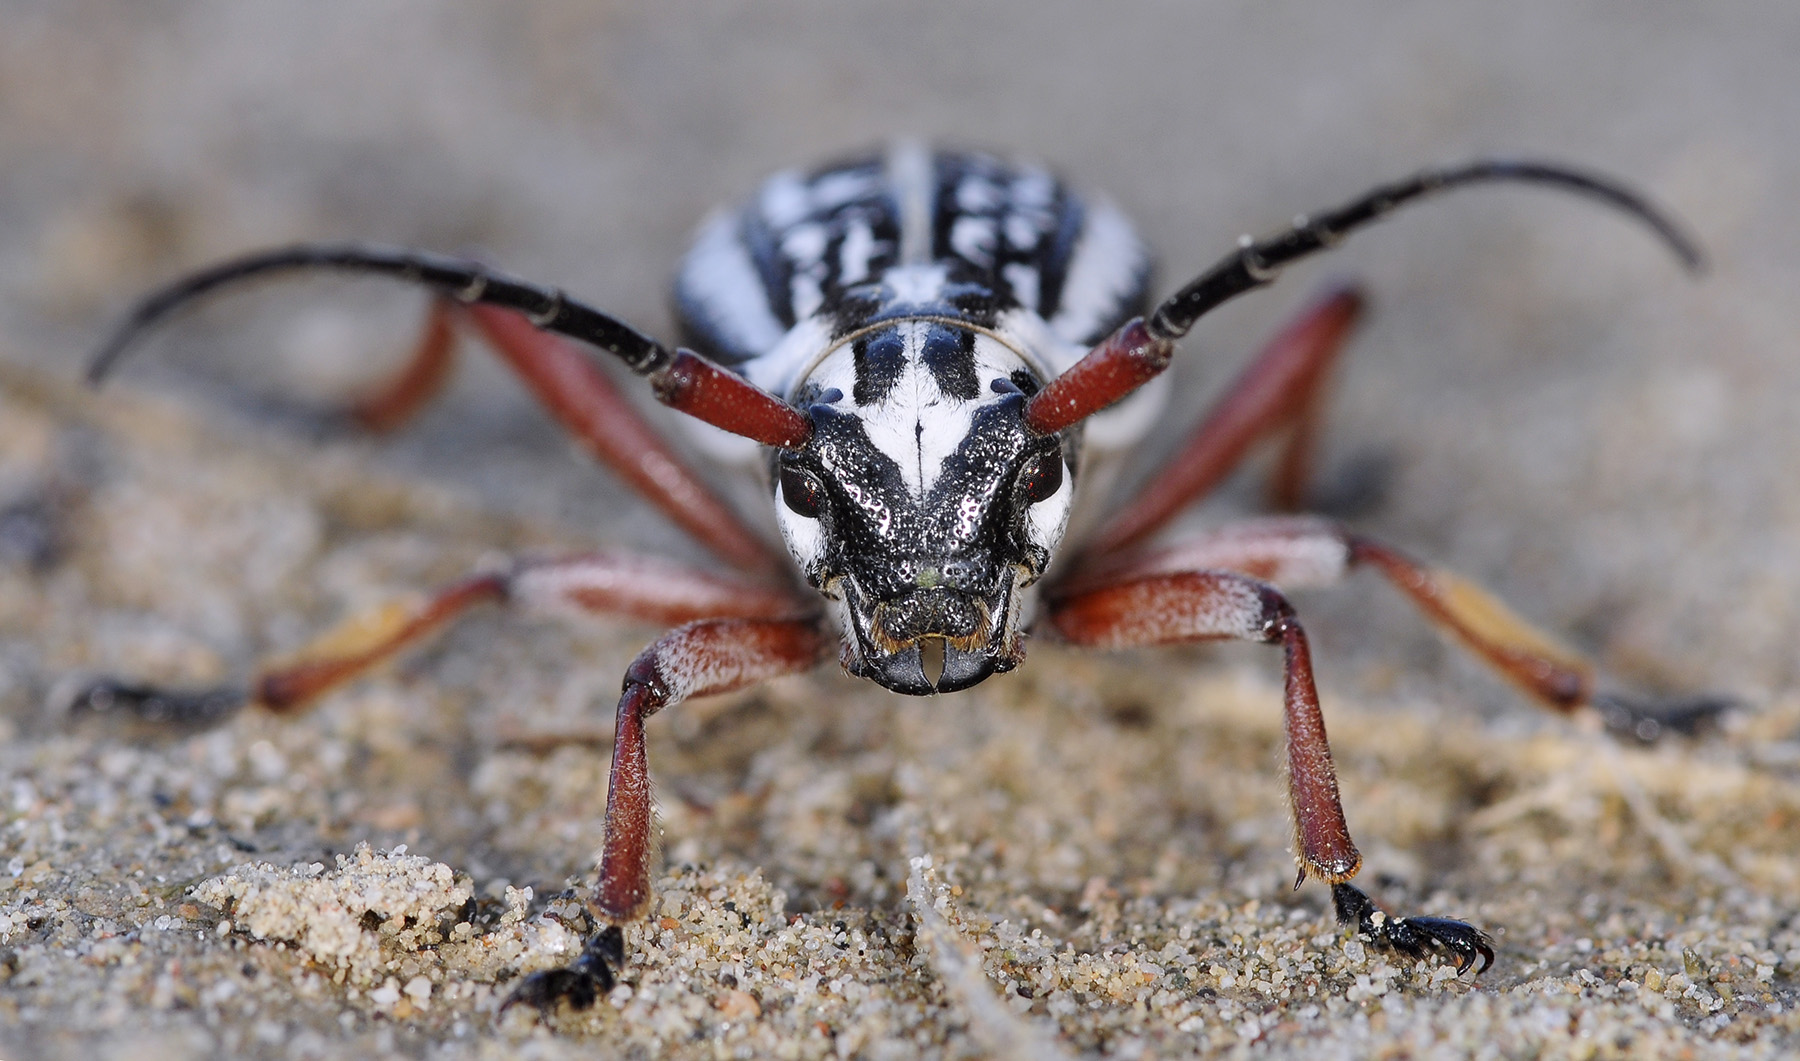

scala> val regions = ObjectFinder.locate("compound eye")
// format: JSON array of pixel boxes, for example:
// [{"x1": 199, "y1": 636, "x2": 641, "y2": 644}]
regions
[
  {"x1": 1018, "y1": 447, "x2": 1064, "y2": 505},
  {"x1": 779, "y1": 463, "x2": 827, "y2": 518}
]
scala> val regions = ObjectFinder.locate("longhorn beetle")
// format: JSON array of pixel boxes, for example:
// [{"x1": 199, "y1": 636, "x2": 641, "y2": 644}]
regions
[{"x1": 76, "y1": 144, "x2": 1718, "y2": 1013}]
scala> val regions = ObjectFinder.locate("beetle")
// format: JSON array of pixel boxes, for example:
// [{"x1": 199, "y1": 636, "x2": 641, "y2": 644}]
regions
[{"x1": 74, "y1": 143, "x2": 1718, "y2": 1013}]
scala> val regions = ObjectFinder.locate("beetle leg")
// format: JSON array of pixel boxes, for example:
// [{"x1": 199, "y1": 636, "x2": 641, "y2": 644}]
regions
[
  {"x1": 1345, "y1": 535, "x2": 1734, "y2": 738},
  {"x1": 504, "y1": 616, "x2": 831, "y2": 1016},
  {"x1": 342, "y1": 301, "x2": 787, "y2": 574},
  {"x1": 1080, "y1": 286, "x2": 1365, "y2": 559},
  {"x1": 1068, "y1": 516, "x2": 1730, "y2": 739},
  {"x1": 1045, "y1": 567, "x2": 1493, "y2": 972},
  {"x1": 68, "y1": 553, "x2": 812, "y2": 731},
  {"x1": 1331, "y1": 881, "x2": 1494, "y2": 974},
  {"x1": 457, "y1": 305, "x2": 797, "y2": 574},
  {"x1": 88, "y1": 245, "x2": 808, "y2": 573},
  {"x1": 341, "y1": 297, "x2": 460, "y2": 433}
]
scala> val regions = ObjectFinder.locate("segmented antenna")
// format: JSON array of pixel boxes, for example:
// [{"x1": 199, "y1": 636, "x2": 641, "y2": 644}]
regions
[
  {"x1": 1025, "y1": 159, "x2": 1703, "y2": 436},
  {"x1": 1147, "y1": 159, "x2": 1703, "y2": 342},
  {"x1": 87, "y1": 243, "x2": 812, "y2": 449}
]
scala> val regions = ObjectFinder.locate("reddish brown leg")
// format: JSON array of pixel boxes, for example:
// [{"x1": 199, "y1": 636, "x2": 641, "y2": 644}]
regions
[
  {"x1": 318, "y1": 298, "x2": 788, "y2": 574},
  {"x1": 460, "y1": 305, "x2": 787, "y2": 574},
  {"x1": 1080, "y1": 286, "x2": 1365, "y2": 560},
  {"x1": 1046, "y1": 567, "x2": 1493, "y2": 973},
  {"x1": 1070, "y1": 516, "x2": 1728, "y2": 739},
  {"x1": 343, "y1": 298, "x2": 460, "y2": 433},
  {"x1": 1050, "y1": 570, "x2": 1359, "y2": 882},
  {"x1": 69, "y1": 553, "x2": 812, "y2": 730},
  {"x1": 504, "y1": 616, "x2": 831, "y2": 1014}
]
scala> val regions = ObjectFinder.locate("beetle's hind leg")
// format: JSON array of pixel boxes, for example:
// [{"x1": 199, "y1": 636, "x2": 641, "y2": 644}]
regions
[
  {"x1": 1344, "y1": 535, "x2": 1734, "y2": 740},
  {"x1": 337, "y1": 297, "x2": 460, "y2": 434},
  {"x1": 320, "y1": 298, "x2": 787, "y2": 574},
  {"x1": 1045, "y1": 568, "x2": 1494, "y2": 974}
]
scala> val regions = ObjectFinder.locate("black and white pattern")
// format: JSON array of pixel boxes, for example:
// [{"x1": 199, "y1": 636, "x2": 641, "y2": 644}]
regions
[
  {"x1": 675, "y1": 144, "x2": 1152, "y2": 373},
  {"x1": 670, "y1": 144, "x2": 1156, "y2": 694}
]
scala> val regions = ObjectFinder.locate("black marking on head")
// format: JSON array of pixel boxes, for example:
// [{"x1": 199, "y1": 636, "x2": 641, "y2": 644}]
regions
[
  {"x1": 851, "y1": 329, "x2": 906, "y2": 406},
  {"x1": 920, "y1": 325, "x2": 979, "y2": 401},
  {"x1": 1007, "y1": 369, "x2": 1041, "y2": 397},
  {"x1": 798, "y1": 395, "x2": 1055, "y2": 597},
  {"x1": 785, "y1": 388, "x2": 1072, "y2": 695}
]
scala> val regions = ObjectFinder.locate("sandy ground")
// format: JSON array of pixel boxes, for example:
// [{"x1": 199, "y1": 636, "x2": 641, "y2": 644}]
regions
[{"x1": 2, "y1": 3, "x2": 1799, "y2": 1058}]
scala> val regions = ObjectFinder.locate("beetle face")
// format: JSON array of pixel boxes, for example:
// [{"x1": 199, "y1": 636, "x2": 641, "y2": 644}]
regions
[{"x1": 774, "y1": 323, "x2": 1075, "y2": 694}]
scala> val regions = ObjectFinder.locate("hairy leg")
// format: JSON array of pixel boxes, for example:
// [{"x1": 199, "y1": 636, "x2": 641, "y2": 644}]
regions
[
  {"x1": 1046, "y1": 566, "x2": 1493, "y2": 973},
  {"x1": 1080, "y1": 287, "x2": 1365, "y2": 560},
  {"x1": 1072, "y1": 515, "x2": 1729, "y2": 740},
  {"x1": 504, "y1": 616, "x2": 832, "y2": 1014},
  {"x1": 69, "y1": 552, "x2": 811, "y2": 730}
]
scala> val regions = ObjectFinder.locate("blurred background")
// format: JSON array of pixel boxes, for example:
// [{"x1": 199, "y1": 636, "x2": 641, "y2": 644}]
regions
[
  {"x1": 2, "y1": 5, "x2": 1798, "y2": 1055},
  {"x1": 1, "y1": 1, "x2": 1796, "y2": 697}
]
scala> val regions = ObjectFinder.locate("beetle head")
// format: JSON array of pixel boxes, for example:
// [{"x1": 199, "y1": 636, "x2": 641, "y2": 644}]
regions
[{"x1": 774, "y1": 321, "x2": 1074, "y2": 694}]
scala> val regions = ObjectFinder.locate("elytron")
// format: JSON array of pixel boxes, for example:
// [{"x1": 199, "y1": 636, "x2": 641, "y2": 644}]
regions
[{"x1": 77, "y1": 143, "x2": 1713, "y2": 1012}]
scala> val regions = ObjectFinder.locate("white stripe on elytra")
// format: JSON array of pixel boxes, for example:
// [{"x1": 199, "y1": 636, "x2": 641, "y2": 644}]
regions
[
  {"x1": 838, "y1": 216, "x2": 878, "y2": 286},
  {"x1": 1048, "y1": 196, "x2": 1147, "y2": 345},
  {"x1": 888, "y1": 140, "x2": 935, "y2": 266},
  {"x1": 682, "y1": 211, "x2": 788, "y2": 355}
]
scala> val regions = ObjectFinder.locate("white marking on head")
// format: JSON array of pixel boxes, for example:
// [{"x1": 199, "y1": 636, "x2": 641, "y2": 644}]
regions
[
  {"x1": 803, "y1": 325, "x2": 1032, "y2": 498},
  {"x1": 775, "y1": 475, "x2": 828, "y2": 578}
]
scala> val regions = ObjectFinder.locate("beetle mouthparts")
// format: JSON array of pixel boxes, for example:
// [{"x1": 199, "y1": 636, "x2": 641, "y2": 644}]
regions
[
  {"x1": 870, "y1": 589, "x2": 991, "y2": 654},
  {"x1": 844, "y1": 582, "x2": 1016, "y2": 695}
]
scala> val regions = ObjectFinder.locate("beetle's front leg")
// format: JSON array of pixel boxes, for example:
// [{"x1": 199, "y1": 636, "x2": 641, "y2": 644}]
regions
[
  {"x1": 503, "y1": 616, "x2": 831, "y2": 1016},
  {"x1": 1046, "y1": 569, "x2": 1494, "y2": 974}
]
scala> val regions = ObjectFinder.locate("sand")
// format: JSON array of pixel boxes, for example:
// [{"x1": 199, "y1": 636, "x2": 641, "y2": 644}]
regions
[{"x1": 2, "y1": 4, "x2": 1798, "y2": 1058}]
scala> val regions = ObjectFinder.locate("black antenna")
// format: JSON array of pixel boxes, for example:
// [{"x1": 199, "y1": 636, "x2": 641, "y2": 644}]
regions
[
  {"x1": 87, "y1": 244, "x2": 673, "y2": 383},
  {"x1": 1148, "y1": 159, "x2": 1704, "y2": 343}
]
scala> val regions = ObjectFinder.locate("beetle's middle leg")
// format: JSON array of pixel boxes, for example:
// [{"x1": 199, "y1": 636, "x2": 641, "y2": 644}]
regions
[
  {"x1": 1069, "y1": 516, "x2": 1730, "y2": 741},
  {"x1": 1044, "y1": 567, "x2": 1494, "y2": 973},
  {"x1": 69, "y1": 553, "x2": 813, "y2": 730}
]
